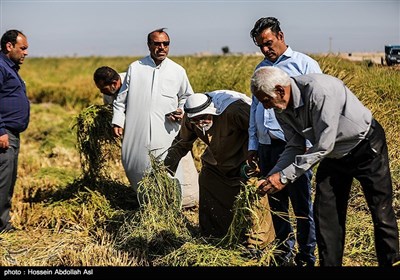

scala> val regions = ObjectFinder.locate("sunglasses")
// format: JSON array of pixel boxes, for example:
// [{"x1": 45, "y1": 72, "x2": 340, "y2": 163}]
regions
[{"x1": 151, "y1": 41, "x2": 170, "y2": 47}]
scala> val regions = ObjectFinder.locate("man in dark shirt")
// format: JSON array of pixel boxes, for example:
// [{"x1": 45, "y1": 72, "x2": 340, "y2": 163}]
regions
[{"x1": 0, "y1": 29, "x2": 30, "y2": 232}]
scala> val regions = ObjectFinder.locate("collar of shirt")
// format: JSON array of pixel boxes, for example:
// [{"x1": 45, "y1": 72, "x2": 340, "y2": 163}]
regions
[
  {"x1": 0, "y1": 52, "x2": 19, "y2": 71},
  {"x1": 275, "y1": 46, "x2": 293, "y2": 64},
  {"x1": 261, "y1": 46, "x2": 294, "y2": 66},
  {"x1": 289, "y1": 78, "x2": 303, "y2": 109},
  {"x1": 148, "y1": 55, "x2": 169, "y2": 69}
]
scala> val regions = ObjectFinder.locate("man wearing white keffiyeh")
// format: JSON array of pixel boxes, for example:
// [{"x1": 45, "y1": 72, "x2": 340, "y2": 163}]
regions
[{"x1": 164, "y1": 90, "x2": 275, "y2": 247}]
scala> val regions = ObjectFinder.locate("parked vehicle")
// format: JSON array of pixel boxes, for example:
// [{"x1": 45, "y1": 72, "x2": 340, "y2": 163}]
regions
[{"x1": 382, "y1": 45, "x2": 400, "y2": 66}]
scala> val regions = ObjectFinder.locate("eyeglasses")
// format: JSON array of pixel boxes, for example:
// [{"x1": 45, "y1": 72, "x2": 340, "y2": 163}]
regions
[{"x1": 150, "y1": 41, "x2": 170, "y2": 47}]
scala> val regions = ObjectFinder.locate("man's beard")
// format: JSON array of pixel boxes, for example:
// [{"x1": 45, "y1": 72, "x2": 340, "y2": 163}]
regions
[{"x1": 196, "y1": 122, "x2": 213, "y2": 135}]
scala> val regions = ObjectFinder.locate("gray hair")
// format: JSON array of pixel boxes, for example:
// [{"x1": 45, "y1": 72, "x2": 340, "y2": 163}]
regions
[{"x1": 250, "y1": 66, "x2": 290, "y2": 98}]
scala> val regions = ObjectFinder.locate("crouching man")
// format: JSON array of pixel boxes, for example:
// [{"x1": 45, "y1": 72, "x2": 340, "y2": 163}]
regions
[{"x1": 164, "y1": 90, "x2": 275, "y2": 248}]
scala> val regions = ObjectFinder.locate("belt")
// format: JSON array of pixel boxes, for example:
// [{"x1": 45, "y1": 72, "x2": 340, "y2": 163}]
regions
[
  {"x1": 343, "y1": 119, "x2": 376, "y2": 159},
  {"x1": 365, "y1": 119, "x2": 376, "y2": 139},
  {"x1": 259, "y1": 138, "x2": 286, "y2": 146}
]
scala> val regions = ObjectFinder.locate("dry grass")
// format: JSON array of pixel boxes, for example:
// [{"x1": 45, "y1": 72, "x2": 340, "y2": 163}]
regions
[{"x1": 0, "y1": 55, "x2": 398, "y2": 267}]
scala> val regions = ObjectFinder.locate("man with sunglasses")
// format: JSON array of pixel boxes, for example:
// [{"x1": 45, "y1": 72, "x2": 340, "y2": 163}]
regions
[
  {"x1": 164, "y1": 90, "x2": 275, "y2": 248},
  {"x1": 112, "y1": 28, "x2": 199, "y2": 208}
]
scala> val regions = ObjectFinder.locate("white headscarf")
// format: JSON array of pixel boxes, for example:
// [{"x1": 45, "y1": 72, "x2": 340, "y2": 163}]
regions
[{"x1": 184, "y1": 90, "x2": 251, "y2": 118}]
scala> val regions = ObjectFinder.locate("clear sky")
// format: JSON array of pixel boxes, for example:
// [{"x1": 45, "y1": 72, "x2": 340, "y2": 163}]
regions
[{"x1": 1, "y1": 0, "x2": 399, "y2": 57}]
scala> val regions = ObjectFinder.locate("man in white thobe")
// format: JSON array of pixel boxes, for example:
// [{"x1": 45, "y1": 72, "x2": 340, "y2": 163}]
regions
[{"x1": 112, "y1": 28, "x2": 199, "y2": 208}]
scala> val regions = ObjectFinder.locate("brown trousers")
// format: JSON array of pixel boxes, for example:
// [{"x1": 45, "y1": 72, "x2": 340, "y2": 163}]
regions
[{"x1": 198, "y1": 163, "x2": 275, "y2": 248}]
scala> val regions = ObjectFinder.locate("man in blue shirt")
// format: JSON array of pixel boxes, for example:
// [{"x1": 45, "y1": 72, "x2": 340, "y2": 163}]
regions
[
  {"x1": 0, "y1": 29, "x2": 30, "y2": 233},
  {"x1": 248, "y1": 17, "x2": 321, "y2": 266}
]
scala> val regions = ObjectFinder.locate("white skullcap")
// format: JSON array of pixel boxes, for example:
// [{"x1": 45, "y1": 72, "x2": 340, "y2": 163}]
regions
[{"x1": 184, "y1": 94, "x2": 217, "y2": 118}]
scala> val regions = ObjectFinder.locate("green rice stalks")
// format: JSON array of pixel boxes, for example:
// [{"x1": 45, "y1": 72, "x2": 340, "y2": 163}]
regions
[
  {"x1": 218, "y1": 177, "x2": 273, "y2": 249},
  {"x1": 137, "y1": 152, "x2": 182, "y2": 210},
  {"x1": 73, "y1": 104, "x2": 120, "y2": 180},
  {"x1": 153, "y1": 240, "x2": 262, "y2": 266},
  {"x1": 114, "y1": 152, "x2": 193, "y2": 262}
]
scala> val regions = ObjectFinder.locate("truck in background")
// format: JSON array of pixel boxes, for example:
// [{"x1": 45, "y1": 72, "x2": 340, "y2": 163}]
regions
[{"x1": 382, "y1": 45, "x2": 400, "y2": 66}]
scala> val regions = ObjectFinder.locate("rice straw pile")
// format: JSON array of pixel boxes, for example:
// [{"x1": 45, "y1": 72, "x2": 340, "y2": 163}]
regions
[
  {"x1": 74, "y1": 105, "x2": 277, "y2": 266},
  {"x1": 74, "y1": 104, "x2": 120, "y2": 180}
]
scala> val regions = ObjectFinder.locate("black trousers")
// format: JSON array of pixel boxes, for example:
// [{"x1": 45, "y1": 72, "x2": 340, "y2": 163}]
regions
[
  {"x1": 0, "y1": 130, "x2": 20, "y2": 231},
  {"x1": 259, "y1": 139, "x2": 316, "y2": 264},
  {"x1": 314, "y1": 120, "x2": 400, "y2": 266}
]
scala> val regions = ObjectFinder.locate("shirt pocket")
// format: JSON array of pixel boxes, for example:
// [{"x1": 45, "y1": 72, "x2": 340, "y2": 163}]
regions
[{"x1": 161, "y1": 78, "x2": 180, "y2": 99}]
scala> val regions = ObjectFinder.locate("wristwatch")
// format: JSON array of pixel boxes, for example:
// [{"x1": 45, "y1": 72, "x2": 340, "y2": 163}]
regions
[{"x1": 279, "y1": 171, "x2": 288, "y2": 185}]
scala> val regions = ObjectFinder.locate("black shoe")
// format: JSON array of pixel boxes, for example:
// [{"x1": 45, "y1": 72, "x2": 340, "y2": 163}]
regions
[
  {"x1": 270, "y1": 254, "x2": 296, "y2": 267},
  {"x1": 392, "y1": 255, "x2": 400, "y2": 266},
  {"x1": 1, "y1": 226, "x2": 17, "y2": 233},
  {"x1": 294, "y1": 255, "x2": 315, "y2": 267},
  {"x1": 241, "y1": 246, "x2": 265, "y2": 260}
]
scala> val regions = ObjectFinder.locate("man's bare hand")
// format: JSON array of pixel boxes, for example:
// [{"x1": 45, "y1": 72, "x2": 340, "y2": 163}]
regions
[
  {"x1": 166, "y1": 108, "x2": 183, "y2": 122},
  {"x1": 113, "y1": 125, "x2": 124, "y2": 137},
  {"x1": 0, "y1": 133, "x2": 9, "y2": 149},
  {"x1": 257, "y1": 172, "x2": 286, "y2": 196},
  {"x1": 247, "y1": 150, "x2": 258, "y2": 167}
]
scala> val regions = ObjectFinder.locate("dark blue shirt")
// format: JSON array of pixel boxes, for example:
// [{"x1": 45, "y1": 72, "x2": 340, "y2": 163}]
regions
[{"x1": 0, "y1": 52, "x2": 30, "y2": 135}]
